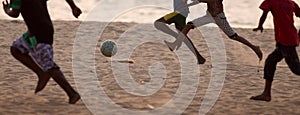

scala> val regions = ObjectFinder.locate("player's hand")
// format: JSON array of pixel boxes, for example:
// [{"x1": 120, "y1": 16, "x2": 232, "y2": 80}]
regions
[
  {"x1": 2, "y1": 0, "x2": 10, "y2": 14},
  {"x1": 253, "y1": 26, "x2": 264, "y2": 33},
  {"x1": 72, "y1": 6, "x2": 82, "y2": 18}
]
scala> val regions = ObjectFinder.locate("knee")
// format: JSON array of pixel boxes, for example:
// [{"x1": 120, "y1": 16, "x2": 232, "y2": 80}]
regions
[
  {"x1": 10, "y1": 46, "x2": 19, "y2": 57},
  {"x1": 293, "y1": 70, "x2": 300, "y2": 76},
  {"x1": 182, "y1": 23, "x2": 194, "y2": 34},
  {"x1": 186, "y1": 22, "x2": 195, "y2": 29},
  {"x1": 154, "y1": 21, "x2": 159, "y2": 29},
  {"x1": 265, "y1": 55, "x2": 280, "y2": 65},
  {"x1": 285, "y1": 58, "x2": 300, "y2": 75},
  {"x1": 47, "y1": 68, "x2": 63, "y2": 77},
  {"x1": 290, "y1": 66, "x2": 300, "y2": 75},
  {"x1": 231, "y1": 34, "x2": 239, "y2": 40},
  {"x1": 154, "y1": 20, "x2": 165, "y2": 29}
]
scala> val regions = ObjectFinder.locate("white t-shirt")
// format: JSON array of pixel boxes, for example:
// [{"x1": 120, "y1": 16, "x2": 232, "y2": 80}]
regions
[{"x1": 174, "y1": 0, "x2": 189, "y2": 17}]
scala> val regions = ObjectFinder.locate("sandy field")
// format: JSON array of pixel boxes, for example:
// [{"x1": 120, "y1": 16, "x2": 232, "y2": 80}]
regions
[{"x1": 0, "y1": 20, "x2": 300, "y2": 115}]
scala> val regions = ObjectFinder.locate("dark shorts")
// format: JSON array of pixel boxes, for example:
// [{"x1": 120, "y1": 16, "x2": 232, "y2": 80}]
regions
[
  {"x1": 264, "y1": 43, "x2": 300, "y2": 81},
  {"x1": 163, "y1": 11, "x2": 187, "y2": 30}
]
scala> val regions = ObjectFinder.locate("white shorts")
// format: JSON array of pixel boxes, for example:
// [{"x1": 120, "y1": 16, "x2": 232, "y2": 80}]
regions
[
  {"x1": 12, "y1": 37, "x2": 59, "y2": 71},
  {"x1": 190, "y1": 11, "x2": 237, "y2": 39}
]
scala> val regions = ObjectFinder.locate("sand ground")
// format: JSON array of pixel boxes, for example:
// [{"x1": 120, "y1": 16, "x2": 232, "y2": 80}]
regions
[{"x1": 0, "y1": 20, "x2": 300, "y2": 114}]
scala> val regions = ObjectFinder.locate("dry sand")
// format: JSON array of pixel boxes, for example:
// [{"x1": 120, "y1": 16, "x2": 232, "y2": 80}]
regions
[{"x1": 0, "y1": 20, "x2": 300, "y2": 114}]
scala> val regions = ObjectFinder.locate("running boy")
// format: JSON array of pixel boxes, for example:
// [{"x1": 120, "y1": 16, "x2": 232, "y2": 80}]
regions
[
  {"x1": 154, "y1": 0, "x2": 206, "y2": 64},
  {"x1": 165, "y1": 0, "x2": 263, "y2": 61},
  {"x1": 3, "y1": 0, "x2": 82, "y2": 104},
  {"x1": 250, "y1": 0, "x2": 300, "y2": 101}
]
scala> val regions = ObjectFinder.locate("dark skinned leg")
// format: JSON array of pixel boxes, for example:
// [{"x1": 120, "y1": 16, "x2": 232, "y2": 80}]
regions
[
  {"x1": 164, "y1": 24, "x2": 194, "y2": 51},
  {"x1": 250, "y1": 48, "x2": 283, "y2": 101},
  {"x1": 164, "y1": 24, "x2": 206, "y2": 64},
  {"x1": 233, "y1": 35, "x2": 263, "y2": 61},
  {"x1": 154, "y1": 17, "x2": 178, "y2": 38},
  {"x1": 182, "y1": 35, "x2": 206, "y2": 64},
  {"x1": 48, "y1": 68, "x2": 80, "y2": 104},
  {"x1": 10, "y1": 46, "x2": 51, "y2": 93},
  {"x1": 282, "y1": 46, "x2": 300, "y2": 75},
  {"x1": 250, "y1": 80, "x2": 272, "y2": 102}
]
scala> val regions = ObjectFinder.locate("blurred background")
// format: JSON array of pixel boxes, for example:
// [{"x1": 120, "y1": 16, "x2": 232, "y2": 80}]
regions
[{"x1": 0, "y1": 0, "x2": 300, "y2": 28}]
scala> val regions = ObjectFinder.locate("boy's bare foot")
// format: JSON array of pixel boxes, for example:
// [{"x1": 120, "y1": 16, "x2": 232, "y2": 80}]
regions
[
  {"x1": 164, "y1": 40, "x2": 176, "y2": 51},
  {"x1": 35, "y1": 74, "x2": 51, "y2": 93},
  {"x1": 250, "y1": 94, "x2": 271, "y2": 102},
  {"x1": 254, "y1": 46, "x2": 263, "y2": 61},
  {"x1": 197, "y1": 56, "x2": 206, "y2": 64},
  {"x1": 69, "y1": 93, "x2": 81, "y2": 104}
]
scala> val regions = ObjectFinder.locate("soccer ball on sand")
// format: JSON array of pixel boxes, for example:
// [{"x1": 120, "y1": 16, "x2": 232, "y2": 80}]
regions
[{"x1": 100, "y1": 40, "x2": 117, "y2": 57}]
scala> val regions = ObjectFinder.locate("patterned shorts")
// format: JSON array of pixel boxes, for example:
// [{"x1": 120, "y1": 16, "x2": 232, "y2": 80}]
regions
[
  {"x1": 213, "y1": 12, "x2": 237, "y2": 39},
  {"x1": 12, "y1": 37, "x2": 59, "y2": 71},
  {"x1": 190, "y1": 11, "x2": 237, "y2": 39}
]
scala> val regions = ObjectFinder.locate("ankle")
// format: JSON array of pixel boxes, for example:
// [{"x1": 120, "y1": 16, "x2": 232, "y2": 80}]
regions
[{"x1": 262, "y1": 92, "x2": 271, "y2": 97}]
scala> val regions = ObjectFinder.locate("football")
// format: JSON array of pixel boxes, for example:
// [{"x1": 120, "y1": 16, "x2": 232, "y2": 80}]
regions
[{"x1": 100, "y1": 40, "x2": 117, "y2": 57}]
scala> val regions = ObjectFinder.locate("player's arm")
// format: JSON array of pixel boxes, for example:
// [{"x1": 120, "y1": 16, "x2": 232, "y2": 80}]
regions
[
  {"x1": 253, "y1": 10, "x2": 268, "y2": 33},
  {"x1": 65, "y1": 0, "x2": 82, "y2": 18},
  {"x1": 293, "y1": 2, "x2": 300, "y2": 17},
  {"x1": 2, "y1": 0, "x2": 20, "y2": 18}
]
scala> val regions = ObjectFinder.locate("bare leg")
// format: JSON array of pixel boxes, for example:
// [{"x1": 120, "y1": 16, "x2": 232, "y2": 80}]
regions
[
  {"x1": 183, "y1": 35, "x2": 206, "y2": 64},
  {"x1": 10, "y1": 47, "x2": 51, "y2": 93},
  {"x1": 164, "y1": 24, "x2": 194, "y2": 51},
  {"x1": 234, "y1": 35, "x2": 263, "y2": 61},
  {"x1": 164, "y1": 12, "x2": 214, "y2": 50},
  {"x1": 250, "y1": 49, "x2": 283, "y2": 102},
  {"x1": 48, "y1": 69, "x2": 80, "y2": 104},
  {"x1": 11, "y1": 46, "x2": 80, "y2": 104},
  {"x1": 154, "y1": 18, "x2": 178, "y2": 38},
  {"x1": 164, "y1": 25, "x2": 205, "y2": 64},
  {"x1": 163, "y1": 33, "x2": 183, "y2": 51},
  {"x1": 250, "y1": 80, "x2": 272, "y2": 102},
  {"x1": 155, "y1": 17, "x2": 205, "y2": 64}
]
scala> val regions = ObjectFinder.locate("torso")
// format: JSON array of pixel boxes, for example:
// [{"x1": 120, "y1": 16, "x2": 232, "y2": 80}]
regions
[
  {"x1": 261, "y1": 0, "x2": 299, "y2": 46},
  {"x1": 21, "y1": 0, "x2": 54, "y2": 45},
  {"x1": 174, "y1": 0, "x2": 189, "y2": 17}
]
